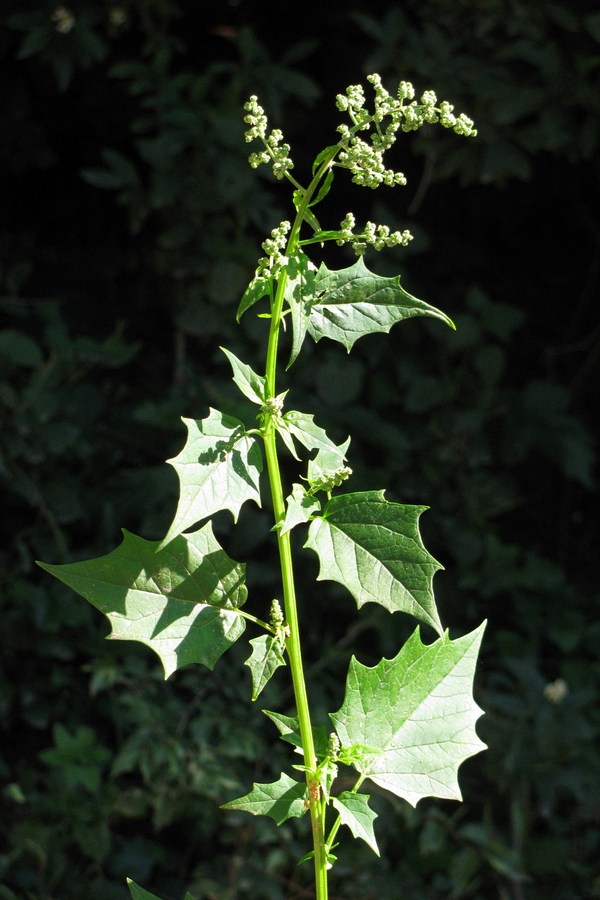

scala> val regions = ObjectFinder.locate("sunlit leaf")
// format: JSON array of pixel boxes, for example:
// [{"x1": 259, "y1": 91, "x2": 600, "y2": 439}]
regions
[
  {"x1": 162, "y1": 409, "x2": 262, "y2": 545},
  {"x1": 305, "y1": 491, "x2": 443, "y2": 635},
  {"x1": 221, "y1": 773, "x2": 308, "y2": 824},
  {"x1": 307, "y1": 257, "x2": 454, "y2": 351},
  {"x1": 38, "y1": 524, "x2": 247, "y2": 677},
  {"x1": 331, "y1": 623, "x2": 487, "y2": 806}
]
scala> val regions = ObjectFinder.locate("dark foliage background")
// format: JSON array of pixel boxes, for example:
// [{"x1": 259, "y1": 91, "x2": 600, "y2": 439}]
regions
[{"x1": 1, "y1": 1, "x2": 599, "y2": 898}]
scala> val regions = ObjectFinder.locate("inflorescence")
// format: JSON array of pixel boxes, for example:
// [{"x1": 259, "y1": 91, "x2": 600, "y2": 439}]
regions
[{"x1": 243, "y1": 75, "x2": 476, "y2": 262}]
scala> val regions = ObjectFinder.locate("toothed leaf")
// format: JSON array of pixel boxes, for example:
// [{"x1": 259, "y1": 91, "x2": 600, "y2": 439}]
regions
[
  {"x1": 38, "y1": 524, "x2": 247, "y2": 678},
  {"x1": 305, "y1": 490, "x2": 443, "y2": 635},
  {"x1": 222, "y1": 773, "x2": 308, "y2": 824},
  {"x1": 331, "y1": 792, "x2": 379, "y2": 856},
  {"x1": 280, "y1": 483, "x2": 321, "y2": 535},
  {"x1": 245, "y1": 634, "x2": 286, "y2": 700},
  {"x1": 331, "y1": 623, "x2": 487, "y2": 807},
  {"x1": 162, "y1": 409, "x2": 262, "y2": 544},
  {"x1": 307, "y1": 257, "x2": 454, "y2": 352}
]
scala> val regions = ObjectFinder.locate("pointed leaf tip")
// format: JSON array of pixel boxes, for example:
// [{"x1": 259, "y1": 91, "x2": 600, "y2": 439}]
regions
[
  {"x1": 307, "y1": 257, "x2": 454, "y2": 351},
  {"x1": 222, "y1": 773, "x2": 308, "y2": 824},
  {"x1": 162, "y1": 408, "x2": 262, "y2": 545},
  {"x1": 39, "y1": 524, "x2": 248, "y2": 677},
  {"x1": 305, "y1": 490, "x2": 443, "y2": 635},
  {"x1": 331, "y1": 622, "x2": 487, "y2": 807}
]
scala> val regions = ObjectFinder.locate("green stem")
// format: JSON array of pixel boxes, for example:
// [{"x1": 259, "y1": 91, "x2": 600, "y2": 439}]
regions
[
  {"x1": 236, "y1": 609, "x2": 276, "y2": 634},
  {"x1": 261, "y1": 155, "x2": 336, "y2": 900},
  {"x1": 325, "y1": 773, "x2": 366, "y2": 854}
]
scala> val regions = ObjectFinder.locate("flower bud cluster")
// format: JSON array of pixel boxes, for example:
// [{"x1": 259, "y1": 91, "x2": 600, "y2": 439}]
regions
[
  {"x1": 244, "y1": 96, "x2": 294, "y2": 180},
  {"x1": 337, "y1": 213, "x2": 413, "y2": 257},
  {"x1": 334, "y1": 74, "x2": 477, "y2": 189},
  {"x1": 270, "y1": 598, "x2": 284, "y2": 628},
  {"x1": 260, "y1": 392, "x2": 286, "y2": 429},
  {"x1": 256, "y1": 221, "x2": 291, "y2": 281},
  {"x1": 310, "y1": 464, "x2": 353, "y2": 494}
]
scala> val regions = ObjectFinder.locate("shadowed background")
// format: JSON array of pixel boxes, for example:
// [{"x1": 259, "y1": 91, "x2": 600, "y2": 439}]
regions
[{"x1": 1, "y1": 1, "x2": 599, "y2": 897}]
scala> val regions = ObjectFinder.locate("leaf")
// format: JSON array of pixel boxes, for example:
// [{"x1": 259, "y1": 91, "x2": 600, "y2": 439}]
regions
[
  {"x1": 305, "y1": 491, "x2": 443, "y2": 635},
  {"x1": 162, "y1": 409, "x2": 262, "y2": 545},
  {"x1": 38, "y1": 524, "x2": 247, "y2": 678},
  {"x1": 280, "y1": 483, "x2": 321, "y2": 535},
  {"x1": 331, "y1": 792, "x2": 379, "y2": 856},
  {"x1": 331, "y1": 623, "x2": 487, "y2": 807},
  {"x1": 283, "y1": 251, "x2": 318, "y2": 368},
  {"x1": 283, "y1": 410, "x2": 349, "y2": 463},
  {"x1": 221, "y1": 773, "x2": 308, "y2": 824},
  {"x1": 262, "y1": 710, "x2": 329, "y2": 758},
  {"x1": 307, "y1": 257, "x2": 455, "y2": 352},
  {"x1": 310, "y1": 168, "x2": 335, "y2": 207},
  {"x1": 306, "y1": 445, "x2": 352, "y2": 493},
  {"x1": 127, "y1": 880, "x2": 161, "y2": 900},
  {"x1": 220, "y1": 347, "x2": 266, "y2": 405},
  {"x1": 236, "y1": 275, "x2": 271, "y2": 321},
  {"x1": 127, "y1": 878, "x2": 195, "y2": 900},
  {"x1": 312, "y1": 144, "x2": 338, "y2": 175},
  {"x1": 245, "y1": 634, "x2": 286, "y2": 700}
]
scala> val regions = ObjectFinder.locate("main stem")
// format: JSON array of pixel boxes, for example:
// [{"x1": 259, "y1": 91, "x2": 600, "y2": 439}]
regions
[{"x1": 261, "y1": 159, "x2": 335, "y2": 900}]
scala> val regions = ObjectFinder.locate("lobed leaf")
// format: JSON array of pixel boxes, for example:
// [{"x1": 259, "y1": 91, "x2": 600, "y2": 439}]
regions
[
  {"x1": 283, "y1": 410, "x2": 349, "y2": 464},
  {"x1": 307, "y1": 257, "x2": 455, "y2": 352},
  {"x1": 331, "y1": 623, "x2": 487, "y2": 807},
  {"x1": 221, "y1": 773, "x2": 308, "y2": 824},
  {"x1": 331, "y1": 792, "x2": 379, "y2": 856},
  {"x1": 245, "y1": 634, "x2": 286, "y2": 700},
  {"x1": 38, "y1": 524, "x2": 247, "y2": 678},
  {"x1": 305, "y1": 490, "x2": 443, "y2": 635},
  {"x1": 280, "y1": 483, "x2": 321, "y2": 535},
  {"x1": 162, "y1": 408, "x2": 262, "y2": 545}
]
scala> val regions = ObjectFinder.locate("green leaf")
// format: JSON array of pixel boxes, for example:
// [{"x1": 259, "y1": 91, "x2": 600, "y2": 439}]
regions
[
  {"x1": 331, "y1": 792, "x2": 379, "y2": 856},
  {"x1": 162, "y1": 409, "x2": 262, "y2": 545},
  {"x1": 283, "y1": 410, "x2": 349, "y2": 464},
  {"x1": 126, "y1": 879, "x2": 195, "y2": 900},
  {"x1": 312, "y1": 144, "x2": 338, "y2": 175},
  {"x1": 331, "y1": 623, "x2": 487, "y2": 807},
  {"x1": 236, "y1": 275, "x2": 271, "y2": 321},
  {"x1": 262, "y1": 710, "x2": 329, "y2": 758},
  {"x1": 127, "y1": 879, "x2": 161, "y2": 900},
  {"x1": 220, "y1": 347, "x2": 266, "y2": 405},
  {"x1": 306, "y1": 445, "x2": 352, "y2": 493},
  {"x1": 38, "y1": 524, "x2": 247, "y2": 678},
  {"x1": 307, "y1": 257, "x2": 455, "y2": 352},
  {"x1": 283, "y1": 251, "x2": 318, "y2": 368},
  {"x1": 310, "y1": 168, "x2": 335, "y2": 207},
  {"x1": 221, "y1": 773, "x2": 308, "y2": 824},
  {"x1": 280, "y1": 483, "x2": 321, "y2": 535},
  {"x1": 305, "y1": 491, "x2": 443, "y2": 635},
  {"x1": 245, "y1": 634, "x2": 286, "y2": 700}
]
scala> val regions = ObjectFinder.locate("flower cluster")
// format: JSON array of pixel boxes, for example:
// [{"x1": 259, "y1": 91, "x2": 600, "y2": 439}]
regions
[
  {"x1": 255, "y1": 221, "x2": 291, "y2": 281},
  {"x1": 310, "y1": 464, "x2": 353, "y2": 494},
  {"x1": 260, "y1": 392, "x2": 286, "y2": 429},
  {"x1": 334, "y1": 74, "x2": 476, "y2": 189},
  {"x1": 337, "y1": 213, "x2": 413, "y2": 257},
  {"x1": 243, "y1": 96, "x2": 294, "y2": 180}
]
